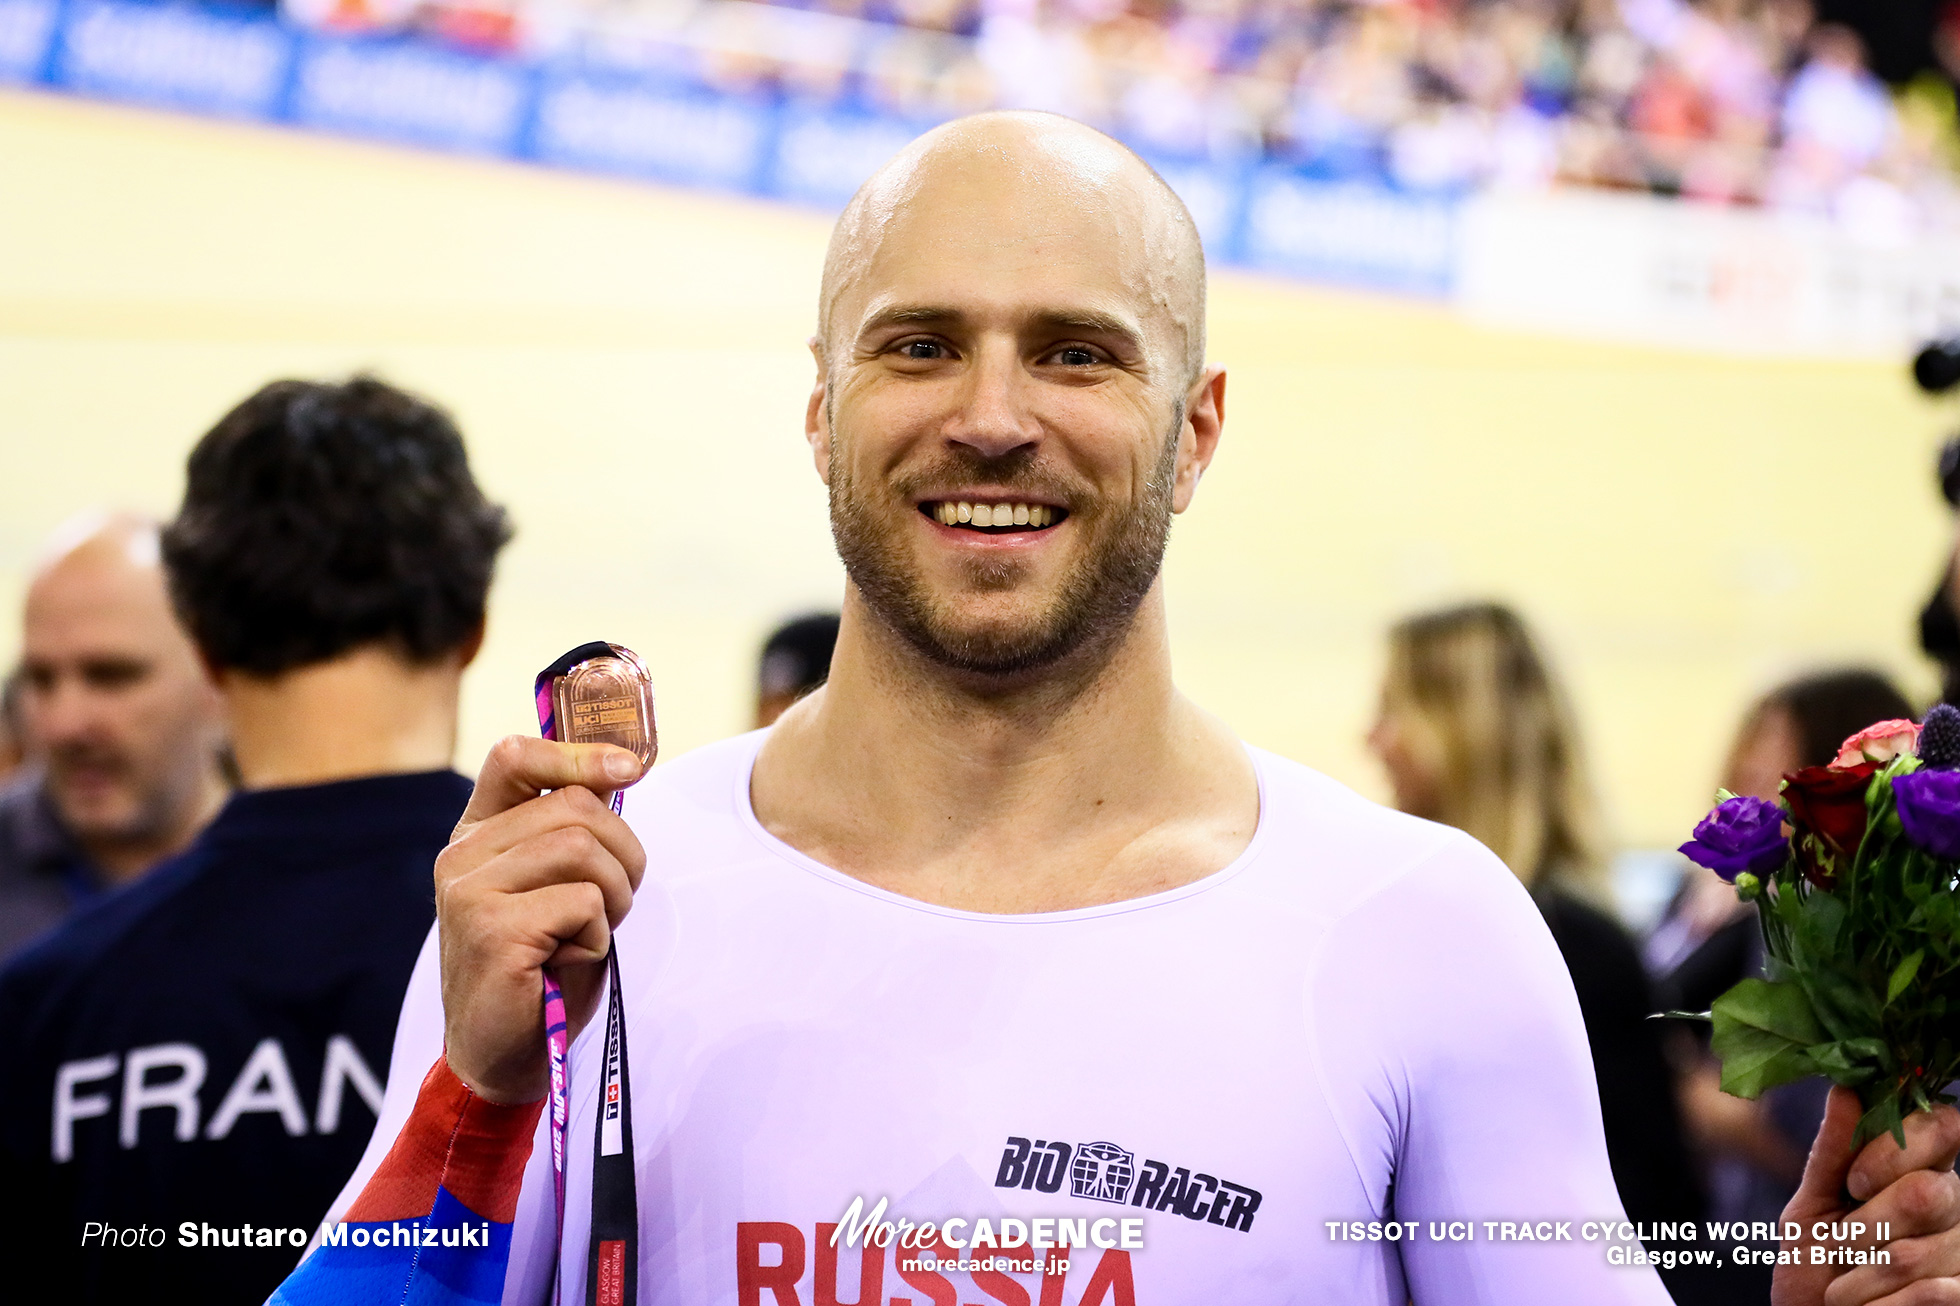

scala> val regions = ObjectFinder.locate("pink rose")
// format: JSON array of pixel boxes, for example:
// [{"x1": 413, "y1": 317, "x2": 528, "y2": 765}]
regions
[{"x1": 1833, "y1": 718, "x2": 1921, "y2": 768}]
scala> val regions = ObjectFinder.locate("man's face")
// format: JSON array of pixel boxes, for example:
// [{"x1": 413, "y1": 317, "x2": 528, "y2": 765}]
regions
[
  {"x1": 813, "y1": 155, "x2": 1217, "y2": 679},
  {"x1": 18, "y1": 545, "x2": 220, "y2": 845}
]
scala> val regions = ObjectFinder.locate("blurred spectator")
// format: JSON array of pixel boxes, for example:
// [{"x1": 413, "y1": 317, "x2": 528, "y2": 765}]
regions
[
  {"x1": 1943, "y1": 0, "x2": 1960, "y2": 84},
  {"x1": 292, "y1": 0, "x2": 1960, "y2": 229},
  {"x1": 0, "y1": 513, "x2": 227, "y2": 965},
  {"x1": 756, "y1": 611, "x2": 842, "y2": 727},
  {"x1": 1650, "y1": 667, "x2": 1914, "y2": 1298},
  {"x1": 0, "y1": 377, "x2": 511, "y2": 1304},
  {"x1": 1369, "y1": 601, "x2": 1706, "y2": 1293},
  {"x1": 1922, "y1": 497, "x2": 1960, "y2": 704},
  {"x1": 1771, "y1": 23, "x2": 1899, "y2": 212}
]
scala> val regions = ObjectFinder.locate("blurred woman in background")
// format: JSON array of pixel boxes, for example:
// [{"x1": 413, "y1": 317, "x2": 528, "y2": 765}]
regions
[{"x1": 1367, "y1": 603, "x2": 1704, "y2": 1269}]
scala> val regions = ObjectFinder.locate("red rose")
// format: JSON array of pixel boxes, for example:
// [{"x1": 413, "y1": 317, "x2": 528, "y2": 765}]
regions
[{"x1": 1782, "y1": 763, "x2": 1877, "y2": 864}]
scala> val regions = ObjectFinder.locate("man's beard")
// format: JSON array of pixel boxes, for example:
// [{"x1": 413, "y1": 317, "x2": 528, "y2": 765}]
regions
[
  {"x1": 46, "y1": 742, "x2": 175, "y2": 843},
  {"x1": 829, "y1": 412, "x2": 1181, "y2": 680}
]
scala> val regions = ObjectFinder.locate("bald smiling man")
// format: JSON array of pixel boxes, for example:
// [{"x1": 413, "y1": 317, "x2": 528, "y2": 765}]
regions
[{"x1": 275, "y1": 115, "x2": 1960, "y2": 1306}]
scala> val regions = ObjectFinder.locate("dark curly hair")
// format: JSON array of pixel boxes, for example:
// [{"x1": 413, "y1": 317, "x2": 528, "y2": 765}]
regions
[{"x1": 162, "y1": 376, "x2": 512, "y2": 676}]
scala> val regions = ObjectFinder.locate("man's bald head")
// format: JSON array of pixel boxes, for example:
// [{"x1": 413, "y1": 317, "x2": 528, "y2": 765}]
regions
[
  {"x1": 19, "y1": 510, "x2": 224, "y2": 875},
  {"x1": 819, "y1": 111, "x2": 1208, "y2": 386},
  {"x1": 31, "y1": 511, "x2": 163, "y2": 584}
]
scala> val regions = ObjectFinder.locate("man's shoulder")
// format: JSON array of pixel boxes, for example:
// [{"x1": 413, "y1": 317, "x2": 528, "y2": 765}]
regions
[
  {"x1": 1241, "y1": 746, "x2": 1517, "y2": 915},
  {"x1": 1246, "y1": 745, "x2": 1494, "y2": 871},
  {"x1": 0, "y1": 848, "x2": 209, "y2": 1032}
]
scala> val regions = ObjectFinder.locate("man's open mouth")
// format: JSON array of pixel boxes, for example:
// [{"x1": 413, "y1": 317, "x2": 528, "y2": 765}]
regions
[{"x1": 920, "y1": 501, "x2": 1067, "y2": 533}]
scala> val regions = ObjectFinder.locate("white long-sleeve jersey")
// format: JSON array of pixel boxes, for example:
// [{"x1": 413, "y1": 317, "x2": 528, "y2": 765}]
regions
[{"x1": 330, "y1": 731, "x2": 1671, "y2": 1306}]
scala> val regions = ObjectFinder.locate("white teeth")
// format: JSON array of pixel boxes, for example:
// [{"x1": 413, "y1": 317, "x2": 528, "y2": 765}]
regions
[{"x1": 935, "y1": 501, "x2": 1059, "y2": 528}]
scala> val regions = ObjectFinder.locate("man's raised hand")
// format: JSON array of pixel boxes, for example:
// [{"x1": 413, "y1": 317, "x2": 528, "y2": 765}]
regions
[{"x1": 434, "y1": 735, "x2": 647, "y2": 1104}]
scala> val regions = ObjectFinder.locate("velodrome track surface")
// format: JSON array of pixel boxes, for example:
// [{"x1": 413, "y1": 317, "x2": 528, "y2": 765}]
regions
[{"x1": 0, "y1": 86, "x2": 1948, "y2": 847}]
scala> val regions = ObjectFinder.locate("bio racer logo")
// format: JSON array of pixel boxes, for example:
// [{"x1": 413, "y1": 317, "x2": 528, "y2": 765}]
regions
[{"x1": 995, "y1": 1137, "x2": 1262, "y2": 1233}]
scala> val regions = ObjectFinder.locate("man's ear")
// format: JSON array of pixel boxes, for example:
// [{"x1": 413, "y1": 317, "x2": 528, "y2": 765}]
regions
[
  {"x1": 806, "y1": 337, "x2": 832, "y2": 486},
  {"x1": 1171, "y1": 364, "x2": 1226, "y2": 514},
  {"x1": 455, "y1": 619, "x2": 487, "y2": 670}
]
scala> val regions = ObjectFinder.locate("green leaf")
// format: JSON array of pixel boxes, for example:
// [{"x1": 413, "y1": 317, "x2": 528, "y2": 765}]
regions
[
  {"x1": 1838, "y1": 1037, "x2": 1891, "y2": 1064},
  {"x1": 1888, "y1": 950, "x2": 1926, "y2": 1005},
  {"x1": 1714, "y1": 977, "x2": 1828, "y2": 1043},
  {"x1": 1798, "y1": 961, "x2": 1883, "y2": 1043},
  {"x1": 1711, "y1": 980, "x2": 1827, "y2": 1099},
  {"x1": 1799, "y1": 889, "x2": 1848, "y2": 955},
  {"x1": 1855, "y1": 1092, "x2": 1907, "y2": 1152},
  {"x1": 1808, "y1": 1040, "x2": 1882, "y2": 1087},
  {"x1": 1713, "y1": 1028, "x2": 1820, "y2": 1099}
]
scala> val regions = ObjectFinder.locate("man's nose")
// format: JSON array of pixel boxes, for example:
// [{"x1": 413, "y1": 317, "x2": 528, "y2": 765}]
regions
[{"x1": 944, "y1": 342, "x2": 1042, "y2": 459}]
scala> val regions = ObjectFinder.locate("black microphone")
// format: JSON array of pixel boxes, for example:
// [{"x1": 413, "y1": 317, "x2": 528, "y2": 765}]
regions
[{"x1": 1918, "y1": 338, "x2": 1960, "y2": 395}]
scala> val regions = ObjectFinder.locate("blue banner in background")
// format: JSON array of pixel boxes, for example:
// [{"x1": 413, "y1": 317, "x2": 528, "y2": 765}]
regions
[{"x1": 0, "y1": 0, "x2": 1463, "y2": 295}]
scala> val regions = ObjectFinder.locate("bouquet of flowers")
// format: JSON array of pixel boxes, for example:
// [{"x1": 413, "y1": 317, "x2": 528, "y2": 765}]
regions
[{"x1": 1680, "y1": 704, "x2": 1960, "y2": 1148}]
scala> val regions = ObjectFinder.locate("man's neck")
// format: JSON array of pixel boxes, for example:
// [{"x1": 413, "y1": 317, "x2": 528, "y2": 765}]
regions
[
  {"x1": 222, "y1": 644, "x2": 463, "y2": 790},
  {"x1": 751, "y1": 585, "x2": 1259, "y2": 913}
]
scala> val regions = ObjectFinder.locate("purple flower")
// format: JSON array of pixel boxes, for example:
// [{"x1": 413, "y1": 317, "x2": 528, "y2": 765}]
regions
[
  {"x1": 1679, "y1": 795, "x2": 1788, "y2": 882},
  {"x1": 1893, "y1": 769, "x2": 1960, "y2": 860}
]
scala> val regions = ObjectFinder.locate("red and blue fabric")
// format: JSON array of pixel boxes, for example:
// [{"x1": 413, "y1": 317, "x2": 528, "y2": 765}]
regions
[{"x1": 268, "y1": 1059, "x2": 540, "y2": 1306}]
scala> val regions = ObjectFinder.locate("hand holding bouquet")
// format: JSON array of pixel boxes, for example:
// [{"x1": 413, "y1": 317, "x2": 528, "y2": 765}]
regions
[{"x1": 1683, "y1": 706, "x2": 1960, "y2": 1148}]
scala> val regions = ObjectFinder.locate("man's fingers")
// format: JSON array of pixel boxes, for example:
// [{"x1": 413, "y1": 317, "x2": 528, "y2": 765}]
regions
[
  {"x1": 1853, "y1": 1170, "x2": 1960, "y2": 1243},
  {"x1": 520, "y1": 881, "x2": 613, "y2": 968},
  {"x1": 1824, "y1": 1228, "x2": 1960, "y2": 1306},
  {"x1": 433, "y1": 736, "x2": 648, "y2": 1107},
  {"x1": 440, "y1": 783, "x2": 646, "y2": 896},
  {"x1": 1791, "y1": 1086, "x2": 1866, "y2": 1220},
  {"x1": 459, "y1": 827, "x2": 637, "y2": 930},
  {"x1": 459, "y1": 735, "x2": 647, "y2": 827},
  {"x1": 1870, "y1": 1280, "x2": 1960, "y2": 1306},
  {"x1": 1852, "y1": 1105, "x2": 1960, "y2": 1203}
]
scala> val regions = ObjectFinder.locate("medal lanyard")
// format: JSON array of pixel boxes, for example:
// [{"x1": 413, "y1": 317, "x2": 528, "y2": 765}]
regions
[{"x1": 536, "y1": 646, "x2": 644, "y2": 1306}]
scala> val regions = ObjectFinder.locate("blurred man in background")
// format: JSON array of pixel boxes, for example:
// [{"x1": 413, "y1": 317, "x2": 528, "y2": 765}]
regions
[
  {"x1": 0, "y1": 513, "x2": 227, "y2": 963},
  {"x1": 0, "y1": 377, "x2": 511, "y2": 1304},
  {"x1": 754, "y1": 611, "x2": 840, "y2": 727}
]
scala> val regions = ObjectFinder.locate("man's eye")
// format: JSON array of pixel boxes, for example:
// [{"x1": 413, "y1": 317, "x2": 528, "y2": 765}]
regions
[
  {"x1": 899, "y1": 340, "x2": 945, "y2": 360},
  {"x1": 82, "y1": 661, "x2": 148, "y2": 690},
  {"x1": 1053, "y1": 347, "x2": 1098, "y2": 366}
]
